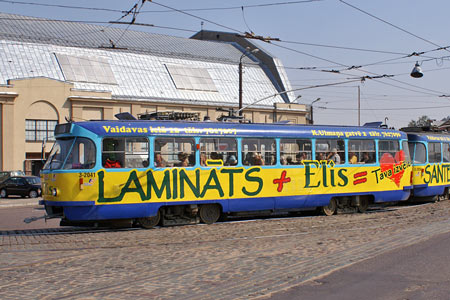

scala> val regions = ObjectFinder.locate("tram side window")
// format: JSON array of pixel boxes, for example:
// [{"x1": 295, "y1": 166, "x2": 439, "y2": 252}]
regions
[
  {"x1": 428, "y1": 142, "x2": 442, "y2": 163},
  {"x1": 411, "y1": 142, "x2": 426, "y2": 164},
  {"x1": 280, "y1": 139, "x2": 312, "y2": 165},
  {"x1": 443, "y1": 144, "x2": 450, "y2": 162},
  {"x1": 348, "y1": 140, "x2": 375, "y2": 164},
  {"x1": 315, "y1": 139, "x2": 345, "y2": 164},
  {"x1": 154, "y1": 137, "x2": 195, "y2": 167},
  {"x1": 63, "y1": 138, "x2": 96, "y2": 169},
  {"x1": 378, "y1": 140, "x2": 399, "y2": 162},
  {"x1": 242, "y1": 138, "x2": 276, "y2": 166},
  {"x1": 102, "y1": 138, "x2": 125, "y2": 168},
  {"x1": 200, "y1": 138, "x2": 237, "y2": 166},
  {"x1": 125, "y1": 138, "x2": 149, "y2": 168}
]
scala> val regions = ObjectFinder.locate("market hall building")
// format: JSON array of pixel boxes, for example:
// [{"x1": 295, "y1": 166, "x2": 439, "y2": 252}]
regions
[{"x1": 0, "y1": 13, "x2": 307, "y2": 175}]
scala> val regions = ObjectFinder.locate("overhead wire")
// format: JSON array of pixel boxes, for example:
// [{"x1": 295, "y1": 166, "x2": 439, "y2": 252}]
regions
[
  {"x1": 324, "y1": 105, "x2": 450, "y2": 111},
  {"x1": 4, "y1": 11, "x2": 447, "y2": 99},
  {"x1": 267, "y1": 41, "x2": 450, "y2": 96},
  {"x1": 3, "y1": 9, "x2": 448, "y2": 73},
  {"x1": 339, "y1": 0, "x2": 450, "y2": 55},
  {"x1": 139, "y1": 0, "x2": 323, "y2": 13},
  {"x1": 2, "y1": 13, "x2": 447, "y2": 70},
  {"x1": 4, "y1": 0, "x2": 450, "y2": 113},
  {"x1": 280, "y1": 40, "x2": 408, "y2": 56},
  {"x1": 0, "y1": 0, "x2": 125, "y2": 13},
  {"x1": 0, "y1": 17, "x2": 198, "y2": 35},
  {"x1": 149, "y1": 1, "x2": 245, "y2": 34},
  {"x1": 4, "y1": 0, "x2": 449, "y2": 67},
  {"x1": 114, "y1": 0, "x2": 148, "y2": 45}
]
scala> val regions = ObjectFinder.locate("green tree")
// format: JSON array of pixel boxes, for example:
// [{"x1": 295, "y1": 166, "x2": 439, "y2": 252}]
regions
[{"x1": 408, "y1": 115, "x2": 434, "y2": 127}]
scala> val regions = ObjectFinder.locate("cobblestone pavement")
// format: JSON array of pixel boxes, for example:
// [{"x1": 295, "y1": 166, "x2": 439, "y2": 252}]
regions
[
  {"x1": 0, "y1": 197, "x2": 40, "y2": 208},
  {"x1": 1, "y1": 201, "x2": 450, "y2": 300}
]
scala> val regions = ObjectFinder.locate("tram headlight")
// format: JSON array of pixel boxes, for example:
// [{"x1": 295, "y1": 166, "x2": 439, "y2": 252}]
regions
[{"x1": 52, "y1": 188, "x2": 58, "y2": 196}]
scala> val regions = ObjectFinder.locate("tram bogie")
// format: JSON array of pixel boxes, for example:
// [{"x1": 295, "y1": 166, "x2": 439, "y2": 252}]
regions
[
  {"x1": 159, "y1": 205, "x2": 200, "y2": 226},
  {"x1": 320, "y1": 194, "x2": 373, "y2": 215}
]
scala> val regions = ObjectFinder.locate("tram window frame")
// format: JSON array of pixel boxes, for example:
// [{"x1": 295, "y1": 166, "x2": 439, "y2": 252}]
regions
[
  {"x1": 154, "y1": 137, "x2": 195, "y2": 168},
  {"x1": 443, "y1": 143, "x2": 450, "y2": 162},
  {"x1": 200, "y1": 138, "x2": 237, "y2": 167},
  {"x1": 408, "y1": 143, "x2": 415, "y2": 163},
  {"x1": 378, "y1": 140, "x2": 400, "y2": 162},
  {"x1": 315, "y1": 139, "x2": 345, "y2": 164},
  {"x1": 280, "y1": 139, "x2": 312, "y2": 165},
  {"x1": 242, "y1": 138, "x2": 276, "y2": 166},
  {"x1": 410, "y1": 142, "x2": 426, "y2": 164},
  {"x1": 63, "y1": 137, "x2": 96, "y2": 170},
  {"x1": 428, "y1": 142, "x2": 442, "y2": 163},
  {"x1": 348, "y1": 140, "x2": 375, "y2": 164},
  {"x1": 102, "y1": 137, "x2": 149, "y2": 168},
  {"x1": 402, "y1": 140, "x2": 412, "y2": 163}
]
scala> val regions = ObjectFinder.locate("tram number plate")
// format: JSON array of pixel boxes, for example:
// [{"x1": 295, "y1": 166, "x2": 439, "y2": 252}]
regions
[{"x1": 79, "y1": 172, "x2": 96, "y2": 178}]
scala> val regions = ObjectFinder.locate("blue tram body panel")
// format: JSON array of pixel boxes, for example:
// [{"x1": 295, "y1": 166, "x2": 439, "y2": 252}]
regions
[
  {"x1": 42, "y1": 188, "x2": 411, "y2": 221},
  {"x1": 75, "y1": 120, "x2": 408, "y2": 140}
]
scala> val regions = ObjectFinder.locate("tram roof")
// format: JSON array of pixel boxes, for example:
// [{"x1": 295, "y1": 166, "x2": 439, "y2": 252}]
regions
[
  {"x1": 406, "y1": 131, "x2": 450, "y2": 143},
  {"x1": 62, "y1": 120, "x2": 408, "y2": 140}
]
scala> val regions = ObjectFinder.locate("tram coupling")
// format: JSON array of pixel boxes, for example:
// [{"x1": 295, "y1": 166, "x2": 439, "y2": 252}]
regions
[{"x1": 23, "y1": 213, "x2": 60, "y2": 224}]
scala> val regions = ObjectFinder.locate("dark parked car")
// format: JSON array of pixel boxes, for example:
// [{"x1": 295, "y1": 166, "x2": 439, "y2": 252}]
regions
[
  {"x1": 0, "y1": 170, "x2": 25, "y2": 183},
  {"x1": 0, "y1": 176, "x2": 41, "y2": 198}
]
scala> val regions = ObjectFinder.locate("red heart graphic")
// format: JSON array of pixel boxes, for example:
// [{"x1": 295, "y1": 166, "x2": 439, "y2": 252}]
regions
[{"x1": 380, "y1": 150, "x2": 405, "y2": 187}]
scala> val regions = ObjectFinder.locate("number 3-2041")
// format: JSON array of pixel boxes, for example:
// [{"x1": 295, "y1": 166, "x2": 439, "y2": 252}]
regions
[{"x1": 79, "y1": 172, "x2": 96, "y2": 178}]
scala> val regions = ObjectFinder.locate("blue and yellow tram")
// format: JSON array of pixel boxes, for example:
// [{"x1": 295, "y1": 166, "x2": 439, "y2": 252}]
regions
[
  {"x1": 40, "y1": 120, "x2": 413, "y2": 228},
  {"x1": 405, "y1": 130, "x2": 450, "y2": 201}
]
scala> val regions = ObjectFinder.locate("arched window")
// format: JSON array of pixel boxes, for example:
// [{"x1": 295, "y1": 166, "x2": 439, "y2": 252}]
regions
[{"x1": 25, "y1": 101, "x2": 59, "y2": 141}]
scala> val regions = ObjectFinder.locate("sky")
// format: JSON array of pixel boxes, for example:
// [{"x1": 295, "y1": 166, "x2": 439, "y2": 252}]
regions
[{"x1": 2, "y1": 0, "x2": 450, "y2": 129}]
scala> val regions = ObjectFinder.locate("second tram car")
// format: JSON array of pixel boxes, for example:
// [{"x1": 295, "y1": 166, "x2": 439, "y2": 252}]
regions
[
  {"x1": 40, "y1": 120, "x2": 413, "y2": 228},
  {"x1": 404, "y1": 128, "x2": 450, "y2": 201}
]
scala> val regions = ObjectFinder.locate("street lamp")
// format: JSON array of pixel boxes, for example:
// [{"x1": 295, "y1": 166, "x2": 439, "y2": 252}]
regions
[
  {"x1": 310, "y1": 98, "x2": 321, "y2": 124},
  {"x1": 291, "y1": 95, "x2": 302, "y2": 103},
  {"x1": 410, "y1": 61, "x2": 424, "y2": 78},
  {"x1": 239, "y1": 47, "x2": 259, "y2": 117}
]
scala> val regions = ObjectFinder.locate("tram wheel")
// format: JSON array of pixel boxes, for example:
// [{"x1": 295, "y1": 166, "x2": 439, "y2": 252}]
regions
[
  {"x1": 138, "y1": 210, "x2": 160, "y2": 229},
  {"x1": 357, "y1": 197, "x2": 369, "y2": 213},
  {"x1": 321, "y1": 199, "x2": 337, "y2": 216},
  {"x1": 439, "y1": 189, "x2": 450, "y2": 201},
  {"x1": 199, "y1": 204, "x2": 221, "y2": 224}
]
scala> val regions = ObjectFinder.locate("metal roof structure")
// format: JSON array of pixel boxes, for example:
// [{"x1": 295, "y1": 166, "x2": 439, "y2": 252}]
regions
[{"x1": 0, "y1": 13, "x2": 293, "y2": 108}]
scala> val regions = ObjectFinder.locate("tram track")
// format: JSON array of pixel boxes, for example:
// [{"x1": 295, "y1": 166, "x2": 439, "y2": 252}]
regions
[
  {"x1": 0, "y1": 201, "x2": 442, "y2": 252},
  {"x1": 21, "y1": 208, "x2": 450, "y2": 300},
  {"x1": 1, "y1": 204, "x2": 447, "y2": 276},
  {"x1": 0, "y1": 202, "x2": 447, "y2": 267},
  {"x1": 0, "y1": 201, "x2": 431, "y2": 238},
  {"x1": 0, "y1": 201, "x2": 449, "y2": 299},
  {"x1": 0, "y1": 220, "x2": 406, "y2": 256},
  {"x1": 0, "y1": 218, "x2": 401, "y2": 273}
]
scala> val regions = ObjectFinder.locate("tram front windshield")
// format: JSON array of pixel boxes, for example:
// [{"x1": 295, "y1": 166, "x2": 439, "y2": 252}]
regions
[{"x1": 43, "y1": 138, "x2": 96, "y2": 170}]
